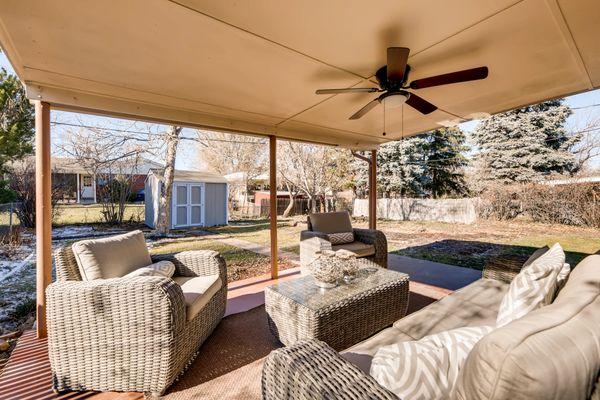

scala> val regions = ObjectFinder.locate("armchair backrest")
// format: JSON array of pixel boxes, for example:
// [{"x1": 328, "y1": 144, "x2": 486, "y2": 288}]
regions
[
  {"x1": 307, "y1": 211, "x2": 353, "y2": 234},
  {"x1": 54, "y1": 246, "x2": 83, "y2": 281}
]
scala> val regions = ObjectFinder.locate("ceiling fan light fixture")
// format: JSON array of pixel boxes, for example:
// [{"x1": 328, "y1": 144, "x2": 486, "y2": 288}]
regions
[{"x1": 383, "y1": 92, "x2": 409, "y2": 108}]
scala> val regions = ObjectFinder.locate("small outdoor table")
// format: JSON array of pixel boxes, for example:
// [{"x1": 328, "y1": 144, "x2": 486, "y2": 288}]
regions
[{"x1": 265, "y1": 261, "x2": 410, "y2": 351}]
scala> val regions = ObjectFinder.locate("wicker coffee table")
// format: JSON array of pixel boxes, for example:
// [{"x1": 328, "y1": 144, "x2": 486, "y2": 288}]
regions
[{"x1": 265, "y1": 261, "x2": 409, "y2": 350}]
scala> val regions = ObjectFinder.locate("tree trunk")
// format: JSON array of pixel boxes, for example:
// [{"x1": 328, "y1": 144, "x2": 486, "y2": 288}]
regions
[
  {"x1": 282, "y1": 181, "x2": 294, "y2": 218},
  {"x1": 156, "y1": 126, "x2": 181, "y2": 235}
]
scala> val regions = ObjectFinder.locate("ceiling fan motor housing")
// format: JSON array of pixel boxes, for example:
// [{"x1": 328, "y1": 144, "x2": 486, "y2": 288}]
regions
[{"x1": 376, "y1": 64, "x2": 411, "y2": 90}]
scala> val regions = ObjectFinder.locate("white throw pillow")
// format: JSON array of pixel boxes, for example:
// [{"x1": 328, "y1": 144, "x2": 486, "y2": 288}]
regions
[
  {"x1": 370, "y1": 326, "x2": 493, "y2": 400},
  {"x1": 496, "y1": 243, "x2": 565, "y2": 327},
  {"x1": 124, "y1": 260, "x2": 176, "y2": 278}
]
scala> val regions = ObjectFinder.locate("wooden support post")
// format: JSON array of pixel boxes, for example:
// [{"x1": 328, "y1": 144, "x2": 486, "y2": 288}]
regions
[
  {"x1": 35, "y1": 101, "x2": 52, "y2": 339},
  {"x1": 369, "y1": 149, "x2": 377, "y2": 230},
  {"x1": 269, "y1": 135, "x2": 278, "y2": 279}
]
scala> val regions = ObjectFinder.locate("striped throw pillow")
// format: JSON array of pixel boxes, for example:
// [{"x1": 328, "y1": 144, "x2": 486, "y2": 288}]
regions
[
  {"x1": 124, "y1": 260, "x2": 175, "y2": 278},
  {"x1": 370, "y1": 326, "x2": 494, "y2": 400},
  {"x1": 496, "y1": 243, "x2": 565, "y2": 327},
  {"x1": 327, "y1": 231, "x2": 354, "y2": 245}
]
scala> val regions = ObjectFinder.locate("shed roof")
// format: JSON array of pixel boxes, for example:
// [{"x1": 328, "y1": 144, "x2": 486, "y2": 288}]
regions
[
  {"x1": 1, "y1": 1, "x2": 599, "y2": 148},
  {"x1": 150, "y1": 168, "x2": 228, "y2": 184}
]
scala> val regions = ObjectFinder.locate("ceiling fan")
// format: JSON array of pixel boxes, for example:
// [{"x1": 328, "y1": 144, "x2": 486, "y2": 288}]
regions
[{"x1": 315, "y1": 47, "x2": 488, "y2": 120}]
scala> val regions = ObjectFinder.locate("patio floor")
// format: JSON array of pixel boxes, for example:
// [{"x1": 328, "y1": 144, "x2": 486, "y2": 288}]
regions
[{"x1": 0, "y1": 256, "x2": 479, "y2": 400}]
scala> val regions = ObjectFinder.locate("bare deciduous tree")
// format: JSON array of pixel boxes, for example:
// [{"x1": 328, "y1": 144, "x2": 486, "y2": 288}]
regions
[
  {"x1": 156, "y1": 126, "x2": 181, "y2": 234},
  {"x1": 59, "y1": 127, "x2": 149, "y2": 224},
  {"x1": 278, "y1": 141, "x2": 352, "y2": 213},
  {"x1": 196, "y1": 130, "x2": 267, "y2": 207},
  {"x1": 571, "y1": 112, "x2": 600, "y2": 171}
]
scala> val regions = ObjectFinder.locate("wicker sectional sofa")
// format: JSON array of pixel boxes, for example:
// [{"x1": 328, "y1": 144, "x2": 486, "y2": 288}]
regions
[
  {"x1": 263, "y1": 254, "x2": 600, "y2": 400},
  {"x1": 48, "y1": 246, "x2": 227, "y2": 396}
]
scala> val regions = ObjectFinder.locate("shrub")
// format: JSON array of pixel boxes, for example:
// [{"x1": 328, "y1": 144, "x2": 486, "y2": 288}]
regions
[
  {"x1": 479, "y1": 182, "x2": 600, "y2": 228},
  {"x1": 477, "y1": 184, "x2": 523, "y2": 220}
]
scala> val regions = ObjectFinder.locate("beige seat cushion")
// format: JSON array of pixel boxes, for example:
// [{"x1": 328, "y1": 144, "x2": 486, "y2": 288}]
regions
[
  {"x1": 342, "y1": 278, "x2": 508, "y2": 373},
  {"x1": 72, "y1": 230, "x2": 152, "y2": 280},
  {"x1": 309, "y1": 211, "x2": 353, "y2": 234},
  {"x1": 454, "y1": 255, "x2": 600, "y2": 400},
  {"x1": 332, "y1": 241, "x2": 375, "y2": 257},
  {"x1": 173, "y1": 275, "x2": 222, "y2": 321}
]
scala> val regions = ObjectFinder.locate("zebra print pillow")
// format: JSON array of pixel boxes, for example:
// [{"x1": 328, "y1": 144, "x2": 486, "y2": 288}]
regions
[
  {"x1": 327, "y1": 231, "x2": 354, "y2": 245},
  {"x1": 370, "y1": 325, "x2": 494, "y2": 400},
  {"x1": 496, "y1": 243, "x2": 565, "y2": 327}
]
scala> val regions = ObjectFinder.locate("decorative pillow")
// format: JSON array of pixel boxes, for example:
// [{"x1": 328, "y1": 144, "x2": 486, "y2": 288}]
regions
[
  {"x1": 124, "y1": 260, "x2": 175, "y2": 278},
  {"x1": 328, "y1": 231, "x2": 354, "y2": 245},
  {"x1": 496, "y1": 243, "x2": 565, "y2": 327},
  {"x1": 72, "y1": 230, "x2": 152, "y2": 280},
  {"x1": 370, "y1": 326, "x2": 494, "y2": 400}
]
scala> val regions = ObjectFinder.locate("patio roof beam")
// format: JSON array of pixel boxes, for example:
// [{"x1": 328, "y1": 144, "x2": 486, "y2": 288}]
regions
[
  {"x1": 35, "y1": 101, "x2": 52, "y2": 339},
  {"x1": 369, "y1": 150, "x2": 377, "y2": 230},
  {"x1": 269, "y1": 135, "x2": 278, "y2": 279}
]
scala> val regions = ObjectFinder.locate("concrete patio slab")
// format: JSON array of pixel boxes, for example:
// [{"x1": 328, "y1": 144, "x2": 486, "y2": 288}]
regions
[{"x1": 388, "y1": 253, "x2": 481, "y2": 291}]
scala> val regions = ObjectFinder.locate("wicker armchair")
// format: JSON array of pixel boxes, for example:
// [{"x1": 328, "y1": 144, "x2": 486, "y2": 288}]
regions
[
  {"x1": 300, "y1": 211, "x2": 388, "y2": 273},
  {"x1": 262, "y1": 258, "x2": 525, "y2": 399},
  {"x1": 47, "y1": 247, "x2": 227, "y2": 396}
]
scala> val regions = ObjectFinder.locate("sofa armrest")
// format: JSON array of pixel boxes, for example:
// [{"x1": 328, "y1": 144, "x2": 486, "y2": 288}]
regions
[
  {"x1": 482, "y1": 255, "x2": 527, "y2": 283},
  {"x1": 353, "y1": 228, "x2": 388, "y2": 268},
  {"x1": 152, "y1": 250, "x2": 227, "y2": 281},
  {"x1": 262, "y1": 340, "x2": 398, "y2": 400}
]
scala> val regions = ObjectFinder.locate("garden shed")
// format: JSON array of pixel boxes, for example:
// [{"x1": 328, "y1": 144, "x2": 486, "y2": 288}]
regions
[{"x1": 145, "y1": 169, "x2": 228, "y2": 229}]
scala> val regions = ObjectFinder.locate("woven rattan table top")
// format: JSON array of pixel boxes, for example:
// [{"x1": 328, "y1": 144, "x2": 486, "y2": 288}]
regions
[{"x1": 266, "y1": 263, "x2": 409, "y2": 311}]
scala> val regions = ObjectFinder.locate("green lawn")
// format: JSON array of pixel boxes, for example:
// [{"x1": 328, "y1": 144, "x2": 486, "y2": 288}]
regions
[
  {"x1": 384, "y1": 219, "x2": 600, "y2": 270},
  {"x1": 205, "y1": 216, "x2": 598, "y2": 271},
  {"x1": 203, "y1": 217, "x2": 304, "y2": 253},
  {"x1": 148, "y1": 236, "x2": 294, "y2": 282},
  {"x1": 53, "y1": 204, "x2": 145, "y2": 226}
]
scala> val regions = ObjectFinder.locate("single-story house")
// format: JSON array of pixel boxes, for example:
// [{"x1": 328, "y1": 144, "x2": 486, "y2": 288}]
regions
[
  {"x1": 145, "y1": 169, "x2": 228, "y2": 229},
  {"x1": 8, "y1": 156, "x2": 162, "y2": 203}
]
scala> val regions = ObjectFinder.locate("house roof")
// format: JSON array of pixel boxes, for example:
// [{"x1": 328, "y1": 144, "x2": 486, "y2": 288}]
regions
[
  {"x1": 150, "y1": 168, "x2": 228, "y2": 184},
  {"x1": 1, "y1": 1, "x2": 599, "y2": 149},
  {"x1": 10, "y1": 156, "x2": 162, "y2": 175},
  {"x1": 224, "y1": 172, "x2": 269, "y2": 183}
]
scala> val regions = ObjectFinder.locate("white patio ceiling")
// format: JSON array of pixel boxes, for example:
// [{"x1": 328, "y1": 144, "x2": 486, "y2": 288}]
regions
[{"x1": 0, "y1": 0, "x2": 599, "y2": 149}]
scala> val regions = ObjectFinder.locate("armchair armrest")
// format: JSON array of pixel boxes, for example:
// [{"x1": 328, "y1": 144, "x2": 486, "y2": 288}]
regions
[
  {"x1": 47, "y1": 276, "x2": 186, "y2": 340},
  {"x1": 353, "y1": 228, "x2": 388, "y2": 268},
  {"x1": 299, "y1": 230, "x2": 332, "y2": 271},
  {"x1": 46, "y1": 276, "x2": 187, "y2": 392},
  {"x1": 482, "y1": 254, "x2": 527, "y2": 283},
  {"x1": 262, "y1": 340, "x2": 398, "y2": 400},
  {"x1": 152, "y1": 250, "x2": 227, "y2": 280}
]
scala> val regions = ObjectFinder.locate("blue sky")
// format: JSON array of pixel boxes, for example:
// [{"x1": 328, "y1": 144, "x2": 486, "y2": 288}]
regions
[{"x1": 2, "y1": 52, "x2": 599, "y2": 170}]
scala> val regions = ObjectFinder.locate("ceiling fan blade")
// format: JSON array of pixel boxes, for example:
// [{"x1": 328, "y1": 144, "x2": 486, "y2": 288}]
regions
[
  {"x1": 316, "y1": 87, "x2": 380, "y2": 95},
  {"x1": 409, "y1": 66, "x2": 488, "y2": 89},
  {"x1": 349, "y1": 98, "x2": 380, "y2": 120},
  {"x1": 387, "y1": 47, "x2": 410, "y2": 83},
  {"x1": 405, "y1": 93, "x2": 437, "y2": 114}
]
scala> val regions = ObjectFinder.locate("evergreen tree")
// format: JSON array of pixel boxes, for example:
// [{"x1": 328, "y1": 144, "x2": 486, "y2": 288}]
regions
[
  {"x1": 352, "y1": 136, "x2": 430, "y2": 198},
  {"x1": 377, "y1": 137, "x2": 430, "y2": 197},
  {"x1": 472, "y1": 99, "x2": 578, "y2": 184},
  {"x1": 424, "y1": 127, "x2": 469, "y2": 198},
  {"x1": 0, "y1": 67, "x2": 35, "y2": 171}
]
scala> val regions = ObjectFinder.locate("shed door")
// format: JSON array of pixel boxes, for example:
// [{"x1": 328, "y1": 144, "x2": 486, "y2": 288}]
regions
[{"x1": 172, "y1": 183, "x2": 204, "y2": 228}]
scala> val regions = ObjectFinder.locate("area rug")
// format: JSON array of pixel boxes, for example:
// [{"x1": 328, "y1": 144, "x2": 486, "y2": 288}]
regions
[
  {"x1": 164, "y1": 291, "x2": 439, "y2": 400},
  {"x1": 164, "y1": 305, "x2": 280, "y2": 400}
]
